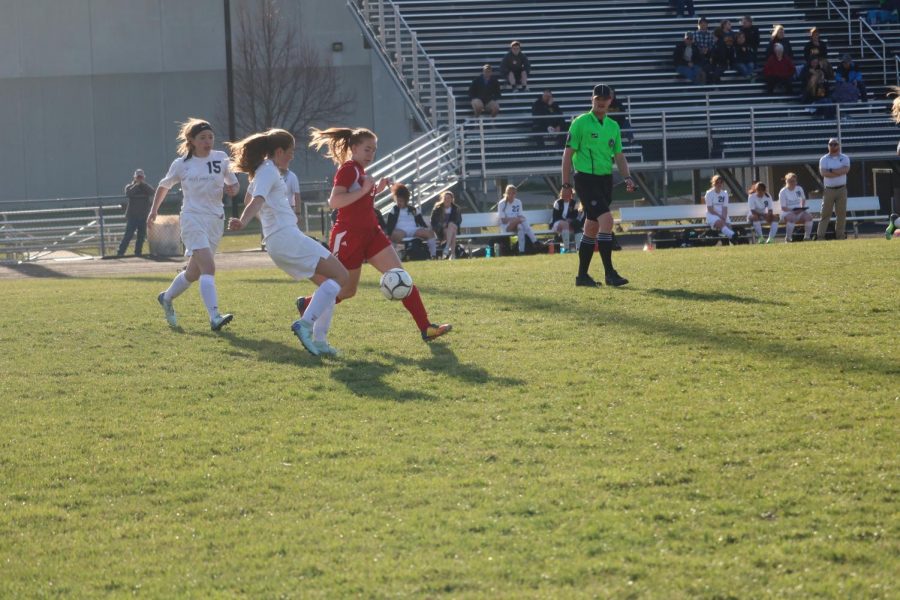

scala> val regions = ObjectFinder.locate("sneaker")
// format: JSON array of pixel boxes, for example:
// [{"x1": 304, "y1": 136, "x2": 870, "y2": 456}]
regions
[
  {"x1": 605, "y1": 272, "x2": 629, "y2": 287},
  {"x1": 575, "y1": 274, "x2": 601, "y2": 287},
  {"x1": 313, "y1": 340, "x2": 340, "y2": 357},
  {"x1": 291, "y1": 319, "x2": 319, "y2": 355},
  {"x1": 765, "y1": 237, "x2": 776, "y2": 244},
  {"x1": 886, "y1": 213, "x2": 898, "y2": 239},
  {"x1": 422, "y1": 323, "x2": 452, "y2": 342},
  {"x1": 210, "y1": 313, "x2": 233, "y2": 331},
  {"x1": 295, "y1": 296, "x2": 308, "y2": 316},
  {"x1": 157, "y1": 292, "x2": 177, "y2": 327},
  {"x1": 757, "y1": 236, "x2": 766, "y2": 244}
]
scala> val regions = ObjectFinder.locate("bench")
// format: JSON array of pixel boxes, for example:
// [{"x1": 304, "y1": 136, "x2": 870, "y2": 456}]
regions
[
  {"x1": 619, "y1": 197, "x2": 885, "y2": 244},
  {"x1": 455, "y1": 209, "x2": 554, "y2": 253}
]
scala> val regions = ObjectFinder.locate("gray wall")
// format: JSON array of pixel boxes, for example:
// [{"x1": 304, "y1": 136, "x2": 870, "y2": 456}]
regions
[{"x1": 0, "y1": 0, "x2": 415, "y2": 202}]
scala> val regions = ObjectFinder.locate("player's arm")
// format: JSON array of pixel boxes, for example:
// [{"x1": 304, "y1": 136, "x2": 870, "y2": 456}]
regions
[
  {"x1": 614, "y1": 152, "x2": 635, "y2": 192},
  {"x1": 229, "y1": 196, "x2": 264, "y2": 231},
  {"x1": 329, "y1": 177, "x2": 375, "y2": 210},
  {"x1": 147, "y1": 185, "x2": 171, "y2": 225}
]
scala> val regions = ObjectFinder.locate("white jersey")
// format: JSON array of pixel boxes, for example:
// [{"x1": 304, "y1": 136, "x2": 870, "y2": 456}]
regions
[
  {"x1": 779, "y1": 185, "x2": 806, "y2": 210},
  {"x1": 704, "y1": 187, "x2": 729, "y2": 219},
  {"x1": 748, "y1": 192, "x2": 774, "y2": 214},
  {"x1": 284, "y1": 170, "x2": 300, "y2": 208},
  {"x1": 395, "y1": 207, "x2": 420, "y2": 233},
  {"x1": 249, "y1": 160, "x2": 295, "y2": 239},
  {"x1": 498, "y1": 197, "x2": 524, "y2": 231},
  {"x1": 158, "y1": 150, "x2": 238, "y2": 217}
]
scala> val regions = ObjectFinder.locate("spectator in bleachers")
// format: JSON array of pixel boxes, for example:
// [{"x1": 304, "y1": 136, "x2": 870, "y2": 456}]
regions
[
  {"x1": 866, "y1": 0, "x2": 900, "y2": 25},
  {"x1": 669, "y1": 0, "x2": 695, "y2": 18},
  {"x1": 531, "y1": 89, "x2": 567, "y2": 145},
  {"x1": 747, "y1": 181, "x2": 779, "y2": 243},
  {"x1": 385, "y1": 183, "x2": 438, "y2": 259},
  {"x1": 694, "y1": 16, "x2": 714, "y2": 54},
  {"x1": 763, "y1": 43, "x2": 795, "y2": 95},
  {"x1": 550, "y1": 194, "x2": 581, "y2": 251},
  {"x1": 430, "y1": 190, "x2": 463, "y2": 259},
  {"x1": 740, "y1": 15, "x2": 761, "y2": 56},
  {"x1": 498, "y1": 184, "x2": 538, "y2": 254},
  {"x1": 765, "y1": 24, "x2": 794, "y2": 59},
  {"x1": 469, "y1": 64, "x2": 502, "y2": 118},
  {"x1": 801, "y1": 57, "x2": 835, "y2": 119},
  {"x1": 717, "y1": 19, "x2": 734, "y2": 39},
  {"x1": 704, "y1": 175, "x2": 736, "y2": 241},
  {"x1": 500, "y1": 41, "x2": 531, "y2": 92},
  {"x1": 778, "y1": 172, "x2": 814, "y2": 242},
  {"x1": 835, "y1": 54, "x2": 868, "y2": 103},
  {"x1": 734, "y1": 32, "x2": 756, "y2": 79},
  {"x1": 673, "y1": 32, "x2": 706, "y2": 84},
  {"x1": 710, "y1": 34, "x2": 737, "y2": 80},
  {"x1": 802, "y1": 27, "x2": 830, "y2": 64}
]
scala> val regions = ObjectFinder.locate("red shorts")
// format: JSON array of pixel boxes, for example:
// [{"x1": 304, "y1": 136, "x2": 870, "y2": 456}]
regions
[{"x1": 329, "y1": 223, "x2": 392, "y2": 270}]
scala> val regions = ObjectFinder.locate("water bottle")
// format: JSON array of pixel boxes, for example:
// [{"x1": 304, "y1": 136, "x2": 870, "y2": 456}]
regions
[{"x1": 485, "y1": 244, "x2": 492, "y2": 258}]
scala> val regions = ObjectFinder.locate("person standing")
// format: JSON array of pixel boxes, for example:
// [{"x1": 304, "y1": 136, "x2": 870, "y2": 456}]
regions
[
  {"x1": 561, "y1": 84, "x2": 635, "y2": 287},
  {"x1": 818, "y1": 138, "x2": 851, "y2": 240},
  {"x1": 117, "y1": 168, "x2": 154, "y2": 257},
  {"x1": 147, "y1": 118, "x2": 240, "y2": 331}
]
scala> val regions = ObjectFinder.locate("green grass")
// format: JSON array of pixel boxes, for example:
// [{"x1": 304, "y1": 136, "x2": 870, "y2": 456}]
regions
[{"x1": 1, "y1": 239, "x2": 897, "y2": 598}]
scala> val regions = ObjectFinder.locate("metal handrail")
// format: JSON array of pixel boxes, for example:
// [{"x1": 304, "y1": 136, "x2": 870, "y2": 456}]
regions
[
  {"x1": 858, "y1": 17, "x2": 890, "y2": 84},
  {"x1": 823, "y1": 0, "x2": 853, "y2": 45}
]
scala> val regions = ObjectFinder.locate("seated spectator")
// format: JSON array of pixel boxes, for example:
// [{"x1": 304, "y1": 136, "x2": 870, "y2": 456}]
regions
[
  {"x1": 550, "y1": 194, "x2": 581, "y2": 251},
  {"x1": 469, "y1": 64, "x2": 502, "y2": 118},
  {"x1": 866, "y1": 0, "x2": 900, "y2": 24},
  {"x1": 747, "y1": 181, "x2": 779, "y2": 243},
  {"x1": 734, "y1": 32, "x2": 756, "y2": 79},
  {"x1": 765, "y1": 24, "x2": 793, "y2": 59},
  {"x1": 778, "y1": 172, "x2": 813, "y2": 241},
  {"x1": 763, "y1": 43, "x2": 795, "y2": 94},
  {"x1": 803, "y1": 27, "x2": 830, "y2": 64},
  {"x1": 802, "y1": 59, "x2": 835, "y2": 119},
  {"x1": 385, "y1": 183, "x2": 437, "y2": 259},
  {"x1": 717, "y1": 19, "x2": 734, "y2": 39},
  {"x1": 693, "y1": 17, "x2": 714, "y2": 64},
  {"x1": 673, "y1": 32, "x2": 706, "y2": 84},
  {"x1": 710, "y1": 34, "x2": 737, "y2": 80},
  {"x1": 531, "y1": 89, "x2": 567, "y2": 146},
  {"x1": 498, "y1": 185, "x2": 537, "y2": 255},
  {"x1": 740, "y1": 15, "x2": 761, "y2": 57},
  {"x1": 704, "y1": 175, "x2": 736, "y2": 241},
  {"x1": 430, "y1": 190, "x2": 463, "y2": 259},
  {"x1": 500, "y1": 41, "x2": 531, "y2": 92},
  {"x1": 670, "y1": 0, "x2": 695, "y2": 18},
  {"x1": 835, "y1": 54, "x2": 868, "y2": 102}
]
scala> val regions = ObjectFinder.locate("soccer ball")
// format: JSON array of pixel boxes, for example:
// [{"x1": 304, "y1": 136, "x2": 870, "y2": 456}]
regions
[{"x1": 380, "y1": 268, "x2": 413, "y2": 300}]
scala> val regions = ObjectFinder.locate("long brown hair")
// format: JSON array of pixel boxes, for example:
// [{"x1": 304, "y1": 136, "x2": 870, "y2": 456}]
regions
[
  {"x1": 176, "y1": 117, "x2": 214, "y2": 160},
  {"x1": 226, "y1": 128, "x2": 295, "y2": 178},
  {"x1": 890, "y1": 87, "x2": 900, "y2": 124},
  {"x1": 308, "y1": 127, "x2": 376, "y2": 165}
]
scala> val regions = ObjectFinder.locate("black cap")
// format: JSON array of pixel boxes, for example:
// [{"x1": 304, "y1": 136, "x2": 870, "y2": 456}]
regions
[{"x1": 592, "y1": 84, "x2": 613, "y2": 98}]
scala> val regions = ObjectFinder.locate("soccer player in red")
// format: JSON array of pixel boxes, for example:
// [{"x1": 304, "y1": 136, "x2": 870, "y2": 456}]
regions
[{"x1": 297, "y1": 127, "x2": 451, "y2": 342}]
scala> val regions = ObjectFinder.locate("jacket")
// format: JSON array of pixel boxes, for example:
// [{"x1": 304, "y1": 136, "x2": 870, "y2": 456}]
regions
[
  {"x1": 500, "y1": 50, "x2": 531, "y2": 75},
  {"x1": 123, "y1": 181, "x2": 155, "y2": 220},
  {"x1": 531, "y1": 97, "x2": 567, "y2": 131},
  {"x1": 385, "y1": 204, "x2": 427, "y2": 235},
  {"x1": 430, "y1": 203, "x2": 462, "y2": 232},
  {"x1": 551, "y1": 198, "x2": 580, "y2": 228},
  {"x1": 468, "y1": 74, "x2": 502, "y2": 103},
  {"x1": 763, "y1": 54, "x2": 795, "y2": 79}
]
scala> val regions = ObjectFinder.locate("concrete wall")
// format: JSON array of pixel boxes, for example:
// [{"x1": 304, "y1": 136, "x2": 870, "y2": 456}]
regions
[{"x1": 0, "y1": 0, "x2": 415, "y2": 202}]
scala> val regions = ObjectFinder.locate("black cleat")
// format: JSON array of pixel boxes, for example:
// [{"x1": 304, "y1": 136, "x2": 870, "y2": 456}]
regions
[
  {"x1": 604, "y1": 272, "x2": 629, "y2": 287},
  {"x1": 575, "y1": 274, "x2": 601, "y2": 287}
]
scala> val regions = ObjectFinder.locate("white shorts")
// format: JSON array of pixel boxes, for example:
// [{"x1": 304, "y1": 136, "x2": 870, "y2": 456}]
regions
[
  {"x1": 706, "y1": 213, "x2": 730, "y2": 228},
  {"x1": 181, "y1": 212, "x2": 225, "y2": 256},
  {"x1": 265, "y1": 227, "x2": 331, "y2": 280}
]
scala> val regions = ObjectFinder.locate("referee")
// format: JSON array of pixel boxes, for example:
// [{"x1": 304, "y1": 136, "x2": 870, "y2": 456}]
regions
[{"x1": 561, "y1": 84, "x2": 634, "y2": 287}]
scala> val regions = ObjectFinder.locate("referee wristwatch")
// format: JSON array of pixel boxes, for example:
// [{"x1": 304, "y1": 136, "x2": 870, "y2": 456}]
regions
[{"x1": 561, "y1": 183, "x2": 573, "y2": 189}]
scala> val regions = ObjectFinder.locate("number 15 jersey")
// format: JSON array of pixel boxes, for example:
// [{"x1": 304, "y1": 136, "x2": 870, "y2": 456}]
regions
[{"x1": 158, "y1": 150, "x2": 238, "y2": 217}]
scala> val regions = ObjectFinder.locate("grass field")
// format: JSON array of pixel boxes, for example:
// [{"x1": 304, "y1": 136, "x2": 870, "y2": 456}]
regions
[{"x1": 1, "y1": 239, "x2": 897, "y2": 598}]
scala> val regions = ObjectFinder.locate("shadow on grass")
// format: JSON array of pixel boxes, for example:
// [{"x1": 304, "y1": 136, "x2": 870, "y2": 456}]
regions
[
  {"x1": 330, "y1": 359, "x2": 436, "y2": 402},
  {"x1": 642, "y1": 287, "x2": 787, "y2": 306},
  {"x1": 382, "y1": 343, "x2": 524, "y2": 387},
  {"x1": 0, "y1": 263, "x2": 72, "y2": 278},
  {"x1": 218, "y1": 330, "x2": 320, "y2": 367}
]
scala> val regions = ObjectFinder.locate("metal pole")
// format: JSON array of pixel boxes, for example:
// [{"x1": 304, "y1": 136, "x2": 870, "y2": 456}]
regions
[
  {"x1": 429, "y1": 58, "x2": 437, "y2": 127},
  {"x1": 448, "y1": 93, "x2": 457, "y2": 132},
  {"x1": 750, "y1": 108, "x2": 756, "y2": 167},
  {"x1": 661, "y1": 112, "x2": 668, "y2": 201},
  {"x1": 377, "y1": 0, "x2": 385, "y2": 46},
  {"x1": 411, "y1": 31, "x2": 420, "y2": 101},
  {"x1": 836, "y1": 104, "x2": 843, "y2": 141},
  {"x1": 478, "y1": 119, "x2": 487, "y2": 181},
  {"x1": 705, "y1": 94, "x2": 712, "y2": 158},
  {"x1": 393, "y1": 5, "x2": 401, "y2": 69},
  {"x1": 459, "y1": 124, "x2": 467, "y2": 180},
  {"x1": 98, "y1": 204, "x2": 107, "y2": 257}
]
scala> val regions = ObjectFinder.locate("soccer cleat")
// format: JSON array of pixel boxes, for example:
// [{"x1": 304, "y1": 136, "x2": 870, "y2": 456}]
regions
[
  {"x1": 210, "y1": 313, "x2": 233, "y2": 331},
  {"x1": 291, "y1": 319, "x2": 319, "y2": 356},
  {"x1": 295, "y1": 296, "x2": 308, "y2": 316},
  {"x1": 157, "y1": 292, "x2": 177, "y2": 327},
  {"x1": 886, "y1": 213, "x2": 898, "y2": 239},
  {"x1": 757, "y1": 236, "x2": 766, "y2": 244},
  {"x1": 605, "y1": 272, "x2": 629, "y2": 287},
  {"x1": 313, "y1": 340, "x2": 340, "y2": 357},
  {"x1": 422, "y1": 323, "x2": 452, "y2": 342},
  {"x1": 575, "y1": 274, "x2": 601, "y2": 287}
]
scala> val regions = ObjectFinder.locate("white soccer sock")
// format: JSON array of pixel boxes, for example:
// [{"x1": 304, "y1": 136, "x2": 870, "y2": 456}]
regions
[
  {"x1": 768, "y1": 222, "x2": 779, "y2": 240},
  {"x1": 198, "y1": 274, "x2": 220, "y2": 319},
  {"x1": 804, "y1": 220, "x2": 814, "y2": 238},
  {"x1": 752, "y1": 221, "x2": 763, "y2": 237},
  {"x1": 785, "y1": 222, "x2": 795, "y2": 239},
  {"x1": 302, "y1": 278, "x2": 341, "y2": 326},
  {"x1": 517, "y1": 226, "x2": 527, "y2": 252},
  {"x1": 426, "y1": 237, "x2": 437, "y2": 258},
  {"x1": 163, "y1": 271, "x2": 191, "y2": 302},
  {"x1": 313, "y1": 302, "x2": 334, "y2": 342},
  {"x1": 721, "y1": 225, "x2": 735, "y2": 238},
  {"x1": 562, "y1": 229, "x2": 571, "y2": 248},
  {"x1": 524, "y1": 222, "x2": 537, "y2": 243}
]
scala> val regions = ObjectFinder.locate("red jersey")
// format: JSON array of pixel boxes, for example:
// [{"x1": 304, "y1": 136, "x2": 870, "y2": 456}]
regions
[{"x1": 333, "y1": 160, "x2": 378, "y2": 229}]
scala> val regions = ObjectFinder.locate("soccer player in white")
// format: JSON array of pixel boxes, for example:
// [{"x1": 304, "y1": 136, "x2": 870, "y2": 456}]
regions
[
  {"x1": 704, "y1": 175, "x2": 735, "y2": 241},
  {"x1": 227, "y1": 129, "x2": 348, "y2": 357},
  {"x1": 747, "y1": 181, "x2": 779, "y2": 244},
  {"x1": 147, "y1": 118, "x2": 239, "y2": 331},
  {"x1": 498, "y1": 185, "x2": 537, "y2": 254},
  {"x1": 778, "y1": 172, "x2": 813, "y2": 242}
]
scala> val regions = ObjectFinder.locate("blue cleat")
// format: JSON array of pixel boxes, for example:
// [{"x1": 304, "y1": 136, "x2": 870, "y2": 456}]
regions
[
  {"x1": 210, "y1": 313, "x2": 233, "y2": 331},
  {"x1": 291, "y1": 319, "x2": 319, "y2": 356},
  {"x1": 157, "y1": 292, "x2": 177, "y2": 327}
]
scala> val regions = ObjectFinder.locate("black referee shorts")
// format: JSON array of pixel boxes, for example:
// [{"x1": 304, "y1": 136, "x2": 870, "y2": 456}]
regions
[{"x1": 574, "y1": 172, "x2": 612, "y2": 220}]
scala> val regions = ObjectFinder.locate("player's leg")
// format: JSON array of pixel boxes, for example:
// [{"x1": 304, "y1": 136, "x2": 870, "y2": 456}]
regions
[
  {"x1": 783, "y1": 212, "x2": 796, "y2": 241},
  {"x1": 444, "y1": 222, "x2": 458, "y2": 258},
  {"x1": 766, "y1": 213, "x2": 779, "y2": 242},
  {"x1": 801, "y1": 212, "x2": 814, "y2": 240},
  {"x1": 885, "y1": 213, "x2": 899, "y2": 239},
  {"x1": 189, "y1": 248, "x2": 230, "y2": 330},
  {"x1": 296, "y1": 255, "x2": 348, "y2": 356},
  {"x1": 574, "y1": 174, "x2": 601, "y2": 286},
  {"x1": 749, "y1": 213, "x2": 764, "y2": 239},
  {"x1": 390, "y1": 228, "x2": 407, "y2": 244}
]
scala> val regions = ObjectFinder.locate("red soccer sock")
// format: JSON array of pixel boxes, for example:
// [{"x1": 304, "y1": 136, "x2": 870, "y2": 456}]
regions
[{"x1": 401, "y1": 285, "x2": 431, "y2": 331}]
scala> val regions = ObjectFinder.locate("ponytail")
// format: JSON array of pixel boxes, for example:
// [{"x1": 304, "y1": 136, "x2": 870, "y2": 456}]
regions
[
  {"x1": 226, "y1": 128, "x2": 294, "y2": 178},
  {"x1": 308, "y1": 126, "x2": 376, "y2": 165}
]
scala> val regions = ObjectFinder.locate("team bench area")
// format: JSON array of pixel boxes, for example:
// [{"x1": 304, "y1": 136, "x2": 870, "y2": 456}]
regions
[
  {"x1": 619, "y1": 197, "x2": 884, "y2": 245},
  {"x1": 454, "y1": 209, "x2": 555, "y2": 253}
]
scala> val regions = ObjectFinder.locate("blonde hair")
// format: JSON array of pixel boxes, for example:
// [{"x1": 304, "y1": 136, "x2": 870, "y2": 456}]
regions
[
  {"x1": 771, "y1": 24, "x2": 784, "y2": 40},
  {"x1": 504, "y1": 184, "x2": 517, "y2": 196},
  {"x1": 784, "y1": 172, "x2": 798, "y2": 182},
  {"x1": 890, "y1": 87, "x2": 900, "y2": 124},
  {"x1": 176, "y1": 117, "x2": 213, "y2": 159},
  {"x1": 226, "y1": 128, "x2": 294, "y2": 178},
  {"x1": 441, "y1": 191, "x2": 455, "y2": 203},
  {"x1": 308, "y1": 127, "x2": 376, "y2": 166},
  {"x1": 710, "y1": 175, "x2": 723, "y2": 186}
]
